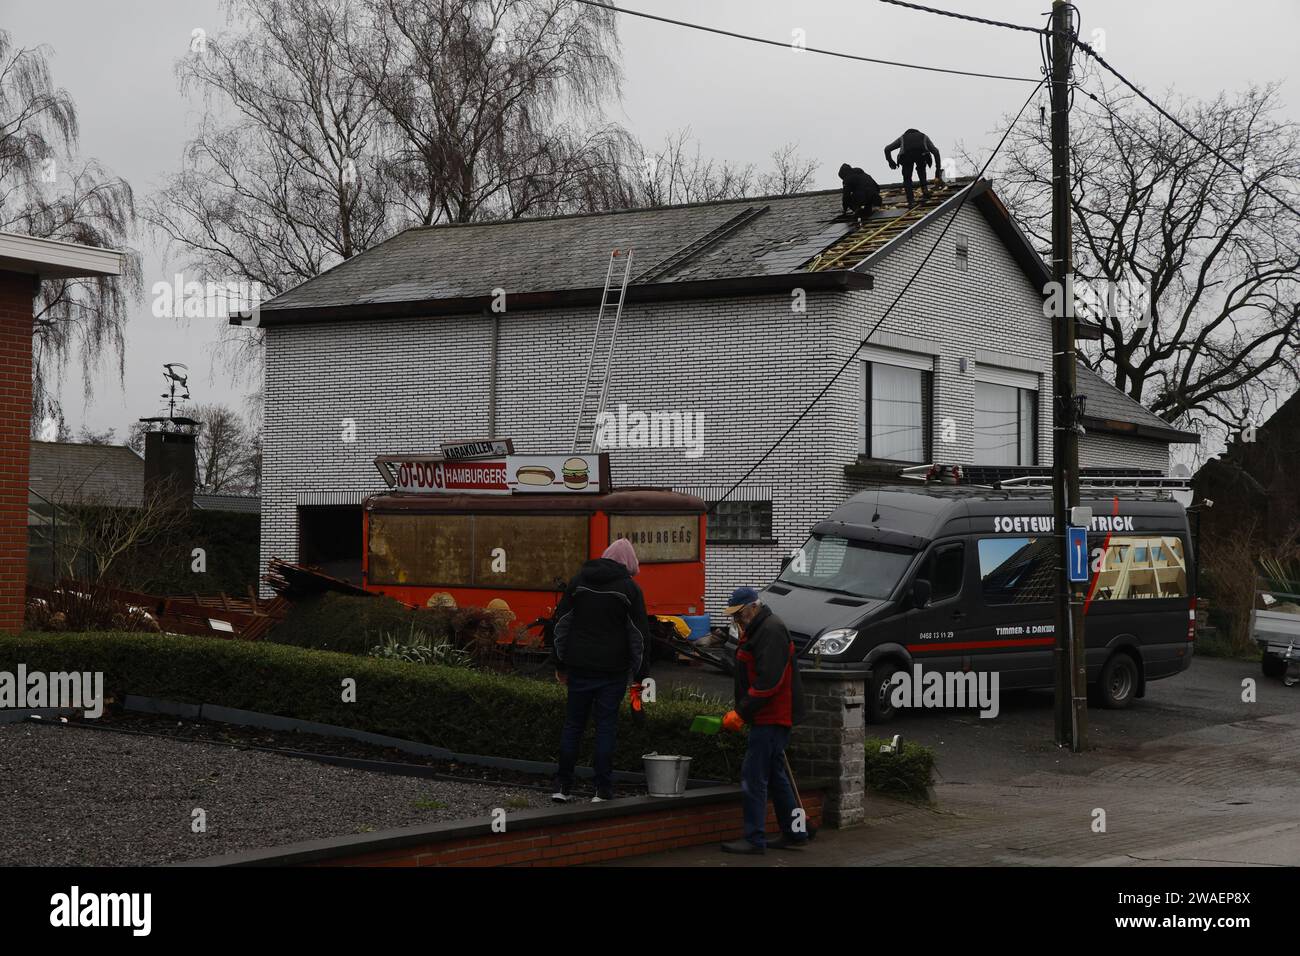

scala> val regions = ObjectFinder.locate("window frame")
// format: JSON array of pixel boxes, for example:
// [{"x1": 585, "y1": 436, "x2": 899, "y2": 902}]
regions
[
  {"x1": 864, "y1": 359, "x2": 933, "y2": 463},
  {"x1": 973, "y1": 379, "x2": 1039, "y2": 467}
]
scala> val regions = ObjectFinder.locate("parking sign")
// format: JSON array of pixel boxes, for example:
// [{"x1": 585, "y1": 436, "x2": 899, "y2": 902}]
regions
[{"x1": 1067, "y1": 526, "x2": 1089, "y2": 583}]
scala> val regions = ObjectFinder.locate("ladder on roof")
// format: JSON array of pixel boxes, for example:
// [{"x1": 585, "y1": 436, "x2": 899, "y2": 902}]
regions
[
  {"x1": 806, "y1": 183, "x2": 955, "y2": 272},
  {"x1": 572, "y1": 248, "x2": 634, "y2": 453}
]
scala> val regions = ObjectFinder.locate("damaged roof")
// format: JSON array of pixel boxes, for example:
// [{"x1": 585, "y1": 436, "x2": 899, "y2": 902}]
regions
[{"x1": 255, "y1": 177, "x2": 1051, "y2": 324}]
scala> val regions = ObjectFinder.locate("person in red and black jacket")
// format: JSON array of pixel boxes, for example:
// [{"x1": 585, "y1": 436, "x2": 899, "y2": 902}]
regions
[{"x1": 719, "y1": 587, "x2": 812, "y2": 854}]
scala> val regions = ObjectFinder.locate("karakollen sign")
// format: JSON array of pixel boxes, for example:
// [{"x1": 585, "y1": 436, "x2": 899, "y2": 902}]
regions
[{"x1": 375, "y1": 453, "x2": 610, "y2": 495}]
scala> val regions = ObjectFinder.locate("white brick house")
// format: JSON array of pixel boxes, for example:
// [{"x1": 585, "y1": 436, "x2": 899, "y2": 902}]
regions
[{"x1": 252, "y1": 177, "x2": 1197, "y2": 611}]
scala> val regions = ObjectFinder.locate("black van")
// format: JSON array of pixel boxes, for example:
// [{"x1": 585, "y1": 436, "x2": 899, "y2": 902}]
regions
[{"x1": 759, "y1": 486, "x2": 1195, "y2": 721}]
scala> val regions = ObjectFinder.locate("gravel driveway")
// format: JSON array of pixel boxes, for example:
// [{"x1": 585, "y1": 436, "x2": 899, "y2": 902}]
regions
[{"x1": 0, "y1": 722, "x2": 550, "y2": 866}]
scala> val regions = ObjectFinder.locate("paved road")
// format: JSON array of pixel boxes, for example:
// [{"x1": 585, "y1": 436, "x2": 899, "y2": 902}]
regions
[{"x1": 623, "y1": 655, "x2": 1300, "y2": 866}]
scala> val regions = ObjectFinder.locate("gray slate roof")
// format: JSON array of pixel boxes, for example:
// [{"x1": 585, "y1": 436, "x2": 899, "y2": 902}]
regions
[
  {"x1": 1075, "y1": 364, "x2": 1200, "y2": 444},
  {"x1": 29, "y1": 441, "x2": 144, "y2": 506},
  {"x1": 260, "y1": 182, "x2": 940, "y2": 315}
]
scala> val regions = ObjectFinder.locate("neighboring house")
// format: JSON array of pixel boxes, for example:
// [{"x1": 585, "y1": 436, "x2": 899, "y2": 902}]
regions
[
  {"x1": 28, "y1": 440, "x2": 146, "y2": 507},
  {"x1": 26, "y1": 439, "x2": 261, "y2": 583},
  {"x1": 1194, "y1": 389, "x2": 1300, "y2": 550},
  {"x1": 251, "y1": 176, "x2": 1199, "y2": 610}
]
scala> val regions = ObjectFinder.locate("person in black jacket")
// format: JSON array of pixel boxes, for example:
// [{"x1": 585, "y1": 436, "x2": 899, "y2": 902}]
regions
[
  {"x1": 718, "y1": 587, "x2": 811, "y2": 855},
  {"x1": 884, "y1": 128, "x2": 943, "y2": 205},
  {"x1": 550, "y1": 538, "x2": 651, "y2": 803},
  {"x1": 838, "y1": 163, "x2": 881, "y2": 222}
]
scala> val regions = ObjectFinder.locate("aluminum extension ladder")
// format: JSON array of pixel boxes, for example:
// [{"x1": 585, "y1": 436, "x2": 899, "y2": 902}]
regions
[{"x1": 571, "y1": 248, "x2": 633, "y2": 453}]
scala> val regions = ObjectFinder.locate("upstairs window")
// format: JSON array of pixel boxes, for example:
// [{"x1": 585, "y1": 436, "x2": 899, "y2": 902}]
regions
[
  {"x1": 866, "y1": 361, "x2": 932, "y2": 463},
  {"x1": 974, "y1": 380, "x2": 1037, "y2": 466}
]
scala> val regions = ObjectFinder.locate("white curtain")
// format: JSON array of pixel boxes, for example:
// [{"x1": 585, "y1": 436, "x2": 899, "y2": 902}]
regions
[
  {"x1": 871, "y1": 363, "x2": 924, "y2": 461},
  {"x1": 975, "y1": 381, "x2": 1019, "y2": 465}
]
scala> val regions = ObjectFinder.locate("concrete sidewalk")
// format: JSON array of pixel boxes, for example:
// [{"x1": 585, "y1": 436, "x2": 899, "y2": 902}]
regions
[{"x1": 613, "y1": 710, "x2": 1300, "y2": 867}]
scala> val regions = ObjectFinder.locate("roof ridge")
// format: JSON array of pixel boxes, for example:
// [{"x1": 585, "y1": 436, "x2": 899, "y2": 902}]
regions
[{"x1": 408, "y1": 177, "x2": 982, "y2": 232}]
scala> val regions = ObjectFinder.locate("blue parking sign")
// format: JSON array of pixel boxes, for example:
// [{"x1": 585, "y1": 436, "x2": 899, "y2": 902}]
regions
[{"x1": 1067, "y1": 526, "x2": 1089, "y2": 583}]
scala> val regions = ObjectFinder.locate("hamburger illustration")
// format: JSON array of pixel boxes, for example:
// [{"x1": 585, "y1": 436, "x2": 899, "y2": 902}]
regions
[
  {"x1": 515, "y1": 464, "x2": 555, "y2": 486},
  {"x1": 562, "y1": 457, "x2": 590, "y2": 490}
]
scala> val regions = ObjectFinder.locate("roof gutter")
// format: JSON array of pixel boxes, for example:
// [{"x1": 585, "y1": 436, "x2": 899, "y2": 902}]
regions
[
  {"x1": 242, "y1": 269, "x2": 873, "y2": 327},
  {"x1": 1081, "y1": 416, "x2": 1201, "y2": 445}
]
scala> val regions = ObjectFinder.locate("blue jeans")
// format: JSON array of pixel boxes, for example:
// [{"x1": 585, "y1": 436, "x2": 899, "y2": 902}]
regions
[
  {"x1": 557, "y1": 673, "x2": 625, "y2": 793},
  {"x1": 741, "y1": 724, "x2": 800, "y2": 848}
]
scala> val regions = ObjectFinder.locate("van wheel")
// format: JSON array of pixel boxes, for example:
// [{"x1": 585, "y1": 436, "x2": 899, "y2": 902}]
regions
[
  {"x1": 866, "y1": 662, "x2": 900, "y2": 723},
  {"x1": 1098, "y1": 653, "x2": 1139, "y2": 709},
  {"x1": 1262, "y1": 654, "x2": 1286, "y2": 679}
]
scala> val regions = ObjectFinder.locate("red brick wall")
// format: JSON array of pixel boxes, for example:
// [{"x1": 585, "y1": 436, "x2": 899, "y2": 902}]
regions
[
  {"x1": 310, "y1": 790, "x2": 824, "y2": 867},
  {"x1": 0, "y1": 272, "x2": 35, "y2": 634}
]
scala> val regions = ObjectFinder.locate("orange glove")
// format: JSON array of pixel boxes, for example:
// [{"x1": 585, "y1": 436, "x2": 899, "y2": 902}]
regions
[{"x1": 722, "y1": 710, "x2": 745, "y2": 733}]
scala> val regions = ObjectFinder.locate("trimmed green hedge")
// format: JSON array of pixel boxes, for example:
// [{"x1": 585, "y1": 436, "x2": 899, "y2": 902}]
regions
[
  {"x1": 864, "y1": 736, "x2": 936, "y2": 798},
  {"x1": 0, "y1": 632, "x2": 744, "y2": 781}
]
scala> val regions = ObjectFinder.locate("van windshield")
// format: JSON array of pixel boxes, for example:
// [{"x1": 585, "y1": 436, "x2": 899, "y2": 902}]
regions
[{"x1": 777, "y1": 534, "x2": 915, "y2": 600}]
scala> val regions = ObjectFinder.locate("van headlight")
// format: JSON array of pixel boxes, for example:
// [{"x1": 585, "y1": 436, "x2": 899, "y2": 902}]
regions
[{"x1": 810, "y1": 628, "x2": 858, "y2": 656}]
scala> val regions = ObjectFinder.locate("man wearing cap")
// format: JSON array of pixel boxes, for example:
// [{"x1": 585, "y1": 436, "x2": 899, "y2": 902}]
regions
[{"x1": 719, "y1": 586, "x2": 811, "y2": 854}]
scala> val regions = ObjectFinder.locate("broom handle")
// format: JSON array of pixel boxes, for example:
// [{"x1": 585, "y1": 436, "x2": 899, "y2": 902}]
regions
[{"x1": 783, "y1": 751, "x2": 804, "y2": 811}]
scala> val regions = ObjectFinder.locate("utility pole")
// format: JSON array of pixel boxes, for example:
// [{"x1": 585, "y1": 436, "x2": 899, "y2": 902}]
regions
[{"x1": 1050, "y1": 0, "x2": 1087, "y2": 752}]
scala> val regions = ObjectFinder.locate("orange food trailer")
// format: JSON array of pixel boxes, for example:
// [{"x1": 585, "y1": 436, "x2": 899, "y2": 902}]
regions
[{"x1": 364, "y1": 451, "x2": 708, "y2": 637}]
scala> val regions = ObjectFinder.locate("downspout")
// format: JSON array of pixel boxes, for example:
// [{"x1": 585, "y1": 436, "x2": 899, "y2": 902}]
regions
[{"x1": 487, "y1": 307, "x2": 500, "y2": 437}]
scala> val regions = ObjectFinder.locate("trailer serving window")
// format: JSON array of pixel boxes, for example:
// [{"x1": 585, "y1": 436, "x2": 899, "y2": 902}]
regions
[
  {"x1": 608, "y1": 513, "x2": 700, "y2": 563},
  {"x1": 368, "y1": 512, "x2": 588, "y2": 589}
]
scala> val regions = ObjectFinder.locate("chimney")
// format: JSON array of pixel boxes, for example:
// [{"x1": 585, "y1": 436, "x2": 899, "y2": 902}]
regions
[{"x1": 139, "y1": 416, "x2": 198, "y2": 507}]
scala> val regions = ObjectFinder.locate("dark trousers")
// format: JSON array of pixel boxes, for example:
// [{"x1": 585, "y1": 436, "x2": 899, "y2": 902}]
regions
[
  {"x1": 740, "y1": 724, "x2": 800, "y2": 848},
  {"x1": 557, "y1": 673, "x2": 625, "y2": 794},
  {"x1": 901, "y1": 157, "x2": 929, "y2": 204},
  {"x1": 844, "y1": 193, "x2": 878, "y2": 221}
]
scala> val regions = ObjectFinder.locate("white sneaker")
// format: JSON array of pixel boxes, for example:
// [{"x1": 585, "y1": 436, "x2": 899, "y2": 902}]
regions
[
  {"x1": 590, "y1": 795, "x2": 606, "y2": 803},
  {"x1": 551, "y1": 791, "x2": 574, "y2": 803}
]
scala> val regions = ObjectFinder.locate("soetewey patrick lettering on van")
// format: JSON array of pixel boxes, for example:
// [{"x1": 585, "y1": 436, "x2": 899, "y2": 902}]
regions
[{"x1": 991, "y1": 514, "x2": 1136, "y2": 534}]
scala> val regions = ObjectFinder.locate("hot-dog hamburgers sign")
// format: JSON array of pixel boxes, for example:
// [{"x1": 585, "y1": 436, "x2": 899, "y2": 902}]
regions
[{"x1": 375, "y1": 452, "x2": 610, "y2": 495}]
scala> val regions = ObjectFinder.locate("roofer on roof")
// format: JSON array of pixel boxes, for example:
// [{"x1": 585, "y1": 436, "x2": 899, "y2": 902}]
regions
[
  {"x1": 884, "y1": 128, "x2": 944, "y2": 206},
  {"x1": 838, "y1": 163, "x2": 882, "y2": 224}
]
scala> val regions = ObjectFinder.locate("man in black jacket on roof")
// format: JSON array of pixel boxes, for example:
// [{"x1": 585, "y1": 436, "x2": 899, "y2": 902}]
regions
[
  {"x1": 884, "y1": 128, "x2": 943, "y2": 205},
  {"x1": 838, "y1": 163, "x2": 882, "y2": 222},
  {"x1": 550, "y1": 538, "x2": 651, "y2": 803}
]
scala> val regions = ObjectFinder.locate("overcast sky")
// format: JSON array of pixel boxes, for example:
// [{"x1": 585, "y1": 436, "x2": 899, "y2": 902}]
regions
[{"x1": 7, "y1": 0, "x2": 1298, "y2": 437}]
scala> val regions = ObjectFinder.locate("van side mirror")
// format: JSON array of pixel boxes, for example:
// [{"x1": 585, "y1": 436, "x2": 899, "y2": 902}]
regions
[
  {"x1": 780, "y1": 554, "x2": 793, "y2": 571},
  {"x1": 911, "y1": 578, "x2": 932, "y2": 610}
]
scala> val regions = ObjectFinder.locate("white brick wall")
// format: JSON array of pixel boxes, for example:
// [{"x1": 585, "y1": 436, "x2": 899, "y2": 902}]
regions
[{"x1": 261, "y1": 201, "x2": 1170, "y2": 610}]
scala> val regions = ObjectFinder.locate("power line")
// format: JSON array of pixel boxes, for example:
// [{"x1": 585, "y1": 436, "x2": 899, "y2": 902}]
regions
[
  {"x1": 1071, "y1": 35, "x2": 1300, "y2": 222},
  {"x1": 877, "y1": 0, "x2": 1046, "y2": 35},
  {"x1": 573, "y1": 0, "x2": 1041, "y2": 83},
  {"x1": 709, "y1": 77, "x2": 1048, "y2": 512}
]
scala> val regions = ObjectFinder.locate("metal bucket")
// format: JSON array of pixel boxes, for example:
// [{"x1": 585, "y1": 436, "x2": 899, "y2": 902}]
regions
[{"x1": 642, "y1": 752, "x2": 692, "y2": 797}]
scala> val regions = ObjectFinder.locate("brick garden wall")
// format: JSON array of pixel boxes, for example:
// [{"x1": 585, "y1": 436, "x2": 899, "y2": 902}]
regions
[
  {"x1": 0, "y1": 271, "x2": 35, "y2": 634},
  {"x1": 307, "y1": 789, "x2": 825, "y2": 867}
]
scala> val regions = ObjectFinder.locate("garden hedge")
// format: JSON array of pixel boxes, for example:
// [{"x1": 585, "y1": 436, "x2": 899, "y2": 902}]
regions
[
  {"x1": 0, "y1": 632, "x2": 745, "y2": 781},
  {"x1": 864, "y1": 736, "x2": 936, "y2": 798}
]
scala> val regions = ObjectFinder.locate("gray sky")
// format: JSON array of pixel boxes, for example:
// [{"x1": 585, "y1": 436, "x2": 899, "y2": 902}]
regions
[{"x1": 7, "y1": 0, "x2": 1298, "y2": 437}]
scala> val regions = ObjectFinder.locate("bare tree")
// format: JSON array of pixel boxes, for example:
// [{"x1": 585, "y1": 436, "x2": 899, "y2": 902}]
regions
[
  {"x1": 992, "y1": 83, "x2": 1300, "y2": 445},
  {"x1": 56, "y1": 485, "x2": 188, "y2": 587},
  {"x1": 0, "y1": 30, "x2": 142, "y2": 420},
  {"x1": 627, "y1": 130, "x2": 818, "y2": 207},
  {"x1": 356, "y1": 0, "x2": 629, "y2": 224}
]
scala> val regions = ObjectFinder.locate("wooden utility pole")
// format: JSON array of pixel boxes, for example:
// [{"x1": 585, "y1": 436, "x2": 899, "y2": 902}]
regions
[{"x1": 1050, "y1": 0, "x2": 1087, "y2": 751}]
